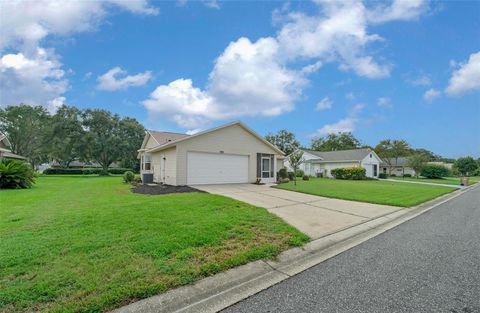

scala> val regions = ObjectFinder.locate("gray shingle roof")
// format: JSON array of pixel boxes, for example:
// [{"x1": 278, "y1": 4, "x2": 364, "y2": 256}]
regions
[
  {"x1": 380, "y1": 157, "x2": 409, "y2": 167},
  {"x1": 301, "y1": 148, "x2": 373, "y2": 162}
]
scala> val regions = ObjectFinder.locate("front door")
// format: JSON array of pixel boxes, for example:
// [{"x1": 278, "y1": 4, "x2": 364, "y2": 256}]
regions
[{"x1": 258, "y1": 153, "x2": 275, "y2": 183}]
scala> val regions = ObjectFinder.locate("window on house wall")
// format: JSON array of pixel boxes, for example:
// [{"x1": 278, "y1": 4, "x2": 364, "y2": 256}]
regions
[{"x1": 144, "y1": 154, "x2": 152, "y2": 171}]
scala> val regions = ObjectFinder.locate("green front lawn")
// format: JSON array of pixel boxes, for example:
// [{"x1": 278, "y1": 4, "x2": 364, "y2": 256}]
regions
[
  {"x1": 274, "y1": 177, "x2": 455, "y2": 207},
  {"x1": 0, "y1": 176, "x2": 307, "y2": 313},
  {"x1": 390, "y1": 176, "x2": 479, "y2": 186}
]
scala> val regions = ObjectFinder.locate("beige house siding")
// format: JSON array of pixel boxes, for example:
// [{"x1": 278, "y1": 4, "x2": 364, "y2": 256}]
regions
[
  {"x1": 276, "y1": 159, "x2": 284, "y2": 172},
  {"x1": 174, "y1": 124, "x2": 280, "y2": 185},
  {"x1": 163, "y1": 147, "x2": 177, "y2": 185},
  {"x1": 151, "y1": 146, "x2": 177, "y2": 185},
  {"x1": 145, "y1": 135, "x2": 159, "y2": 149}
]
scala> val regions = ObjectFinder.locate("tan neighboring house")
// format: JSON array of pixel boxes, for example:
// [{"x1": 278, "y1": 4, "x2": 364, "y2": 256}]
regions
[
  {"x1": 137, "y1": 121, "x2": 285, "y2": 185},
  {"x1": 380, "y1": 158, "x2": 453, "y2": 177},
  {"x1": 285, "y1": 148, "x2": 382, "y2": 178},
  {"x1": 0, "y1": 132, "x2": 26, "y2": 160}
]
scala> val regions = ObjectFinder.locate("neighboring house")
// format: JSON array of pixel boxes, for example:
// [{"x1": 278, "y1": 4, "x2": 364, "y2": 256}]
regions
[
  {"x1": 427, "y1": 161, "x2": 453, "y2": 170},
  {"x1": 286, "y1": 148, "x2": 381, "y2": 178},
  {"x1": 137, "y1": 121, "x2": 285, "y2": 185},
  {"x1": 381, "y1": 159, "x2": 453, "y2": 177},
  {"x1": 0, "y1": 132, "x2": 26, "y2": 160},
  {"x1": 380, "y1": 157, "x2": 416, "y2": 176}
]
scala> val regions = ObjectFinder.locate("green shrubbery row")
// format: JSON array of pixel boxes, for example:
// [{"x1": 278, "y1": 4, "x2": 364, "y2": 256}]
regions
[
  {"x1": 43, "y1": 167, "x2": 134, "y2": 175},
  {"x1": 420, "y1": 164, "x2": 450, "y2": 178},
  {"x1": 331, "y1": 167, "x2": 366, "y2": 180}
]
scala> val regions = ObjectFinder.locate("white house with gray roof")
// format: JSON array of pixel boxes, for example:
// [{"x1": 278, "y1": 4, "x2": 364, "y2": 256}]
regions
[{"x1": 286, "y1": 148, "x2": 382, "y2": 178}]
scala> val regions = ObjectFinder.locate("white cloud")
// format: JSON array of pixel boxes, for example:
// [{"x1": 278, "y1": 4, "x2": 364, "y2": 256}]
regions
[
  {"x1": 47, "y1": 96, "x2": 66, "y2": 114},
  {"x1": 276, "y1": 1, "x2": 391, "y2": 79},
  {"x1": 0, "y1": 0, "x2": 157, "y2": 108},
  {"x1": 0, "y1": 0, "x2": 158, "y2": 52},
  {"x1": 0, "y1": 48, "x2": 68, "y2": 107},
  {"x1": 203, "y1": 0, "x2": 220, "y2": 9},
  {"x1": 97, "y1": 67, "x2": 152, "y2": 91},
  {"x1": 143, "y1": 79, "x2": 214, "y2": 129},
  {"x1": 144, "y1": 0, "x2": 430, "y2": 130},
  {"x1": 313, "y1": 99, "x2": 365, "y2": 136},
  {"x1": 445, "y1": 51, "x2": 480, "y2": 96},
  {"x1": 351, "y1": 103, "x2": 365, "y2": 114},
  {"x1": 315, "y1": 97, "x2": 333, "y2": 111},
  {"x1": 345, "y1": 92, "x2": 356, "y2": 101},
  {"x1": 301, "y1": 61, "x2": 323, "y2": 74},
  {"x1": 316, "y1": 118, "x2": 358, "y2": 136},
  {"x1": 367, "y1": 0, "x2": 429, "y2": 24},
  {"x1": 409, "y1": 74, "x2": 432, "y2": 86},
  {"x1": 377, "y1": 97, "x2": 392, "y2": 108},
  {"x1": 423, "y1": 88, "x2": 441, "y2": 102},
  {"x1": 143, "y1": 37, "x2": 305, "y2": 129}
]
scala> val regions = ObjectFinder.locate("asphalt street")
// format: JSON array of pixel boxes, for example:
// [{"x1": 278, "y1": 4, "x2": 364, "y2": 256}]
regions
[{"x1": 222, "y1": 185, "x2": 480, "y2": 313}]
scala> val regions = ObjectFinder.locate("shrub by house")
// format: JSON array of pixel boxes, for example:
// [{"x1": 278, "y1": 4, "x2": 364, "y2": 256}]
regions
[
  {"x1": 331, "y1": 167, "x2": 366, "y2": 180},
  {"x1": 0, "y1": 159, "x2": 36, "y2": 189}
]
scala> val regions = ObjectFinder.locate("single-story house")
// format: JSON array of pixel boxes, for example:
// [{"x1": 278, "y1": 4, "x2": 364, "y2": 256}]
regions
[
  {"x1": 0, "y1": 132, "x2": 26, "y2": 160},
  {"x1": 380, "y1": 157, "x2": 416, "y2": 176},
  {"x1": 285, "y1": 148, "x2": 381, "y2": 178},
  {"x1": 137, "y1": 121, "x2": 285, "y2": 185}
]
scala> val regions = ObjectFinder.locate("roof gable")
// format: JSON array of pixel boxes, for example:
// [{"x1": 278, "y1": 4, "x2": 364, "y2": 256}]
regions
[
  {"x1": 139, "y1": 130, "x2": 190, "y2": 150},
  {"x1": 300, "y1": 148, "x2": 372, "y2": 162},
  {"x1": 146, "y1": 121, "x2": 285, "y2": 155}
]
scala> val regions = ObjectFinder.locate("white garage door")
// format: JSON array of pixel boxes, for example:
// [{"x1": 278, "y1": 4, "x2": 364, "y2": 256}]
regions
[{"x1": 187, "y1": 152, "x2": 249, "y2": 185}]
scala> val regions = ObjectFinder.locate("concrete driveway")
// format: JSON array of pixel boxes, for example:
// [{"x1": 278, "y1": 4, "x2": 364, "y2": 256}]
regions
[{"x1": 194, "y1": 184, "x2": 403, "y2": 239}]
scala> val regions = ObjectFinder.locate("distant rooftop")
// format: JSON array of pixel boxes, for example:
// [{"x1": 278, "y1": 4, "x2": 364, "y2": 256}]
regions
[{"x1": 301, "y1": 148, "x2": 373, "y2": 162}]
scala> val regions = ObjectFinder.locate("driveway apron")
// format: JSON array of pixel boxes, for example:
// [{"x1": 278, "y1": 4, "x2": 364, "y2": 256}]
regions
[{"x1": 194, "y1": 184, "x2": 402, "y2": 239}]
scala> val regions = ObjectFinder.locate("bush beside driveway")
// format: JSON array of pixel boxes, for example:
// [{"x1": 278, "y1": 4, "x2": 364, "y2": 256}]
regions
[
  {"x1": 0, "y1": 176, "x2": 307, "y2": 313},
  {"x1": 274, "y1": 177, "x2": 456, "y2": 207}
]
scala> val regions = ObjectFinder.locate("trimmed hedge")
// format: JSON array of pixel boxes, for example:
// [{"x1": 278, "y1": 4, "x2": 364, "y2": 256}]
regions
[
  {"x1": 331, "y1": 167, "x2": 366, "y2": 180},
  {"x1": 378, "y1": 173, "x2": 387, "y2": 179},
  {"x1": 403, "y1": 173, "x2": 412, "y2": 177},
  {"x1": 420, "y1": 164, "x2": 450, "y2": 179},
  {"x1": 44, "y1": 167, "x2": 134, "y2": 175}
]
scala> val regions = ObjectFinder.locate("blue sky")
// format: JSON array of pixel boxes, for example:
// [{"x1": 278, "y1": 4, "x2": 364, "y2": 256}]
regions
[{"x1": 1, "y1": 0, "x2": 479, "y2": 158}]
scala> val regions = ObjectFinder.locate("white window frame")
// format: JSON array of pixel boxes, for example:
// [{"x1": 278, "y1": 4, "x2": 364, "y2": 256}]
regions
[
  {"x1": 143, "y1": 153, "x2": 152, "y2": 171},
  {"x1": 261, "y1": 156, "x2": 271, "y2": 178}
]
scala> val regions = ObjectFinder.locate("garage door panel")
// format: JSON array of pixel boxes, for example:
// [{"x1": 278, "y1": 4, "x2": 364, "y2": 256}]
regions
[{"x1": 187, "y1": 152, "x2": 249, "y2": 185}]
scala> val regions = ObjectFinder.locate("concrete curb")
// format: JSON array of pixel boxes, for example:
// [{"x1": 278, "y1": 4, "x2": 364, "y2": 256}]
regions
[{"x1": 112, "y1": 184, "x2": 477, "y2": 313}]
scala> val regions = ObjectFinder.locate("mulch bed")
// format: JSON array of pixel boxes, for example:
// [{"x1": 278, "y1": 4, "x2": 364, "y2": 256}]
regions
[{"x1": 131, "y1": 184, "x2": 204, "y2": 195}]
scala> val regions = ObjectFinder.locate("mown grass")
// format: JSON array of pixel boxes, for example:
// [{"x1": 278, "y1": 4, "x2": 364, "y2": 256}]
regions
[
  {"x1": 390, "y1": 176, "x2": 480, "y2": 186},
  {"x1": 274, "y1": 177, "x2": 455, "y2": 207},
  {"x1": 0, "y1": 176, "x2": 308, "y2": 313}
]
